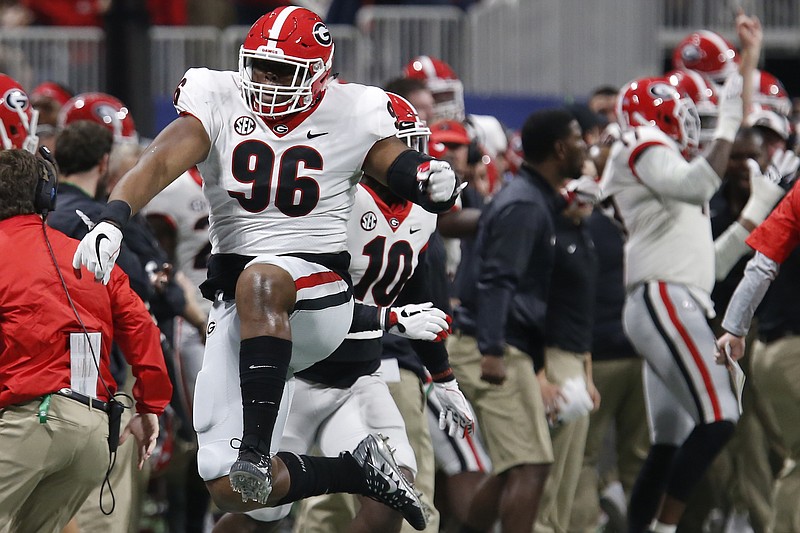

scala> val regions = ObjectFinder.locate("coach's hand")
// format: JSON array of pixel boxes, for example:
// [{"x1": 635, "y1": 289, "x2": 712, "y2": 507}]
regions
[
  {"x1": 72, "y1": 221, "x2": 123, "y2": 284},
  {"x1": 480, "y1": 354, "x2": 506, "y2": 385},
  {"x1": 382, "y1": 302, "x2": 451, "y2": 342},
  {"x1": 715, "y1": 332, "x2": 746, "y2": 365},
  {"x1": 433, "y1": 378, "x2": 475, "y2": 438},
  {"x1": 417, "y1": 160, "x2": 458, "y2": 203},
  {"x1": 120, "y1": 412, "x2": 160, "y2": 470}
]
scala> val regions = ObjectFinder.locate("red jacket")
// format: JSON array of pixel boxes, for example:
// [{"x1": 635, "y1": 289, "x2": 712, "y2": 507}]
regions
[
  {"x1": 746, "y1": 183, "x2": 800, "y2": 265},
  {"x1": 0, "y1": 215, "x2": 171, "y2": 414}
]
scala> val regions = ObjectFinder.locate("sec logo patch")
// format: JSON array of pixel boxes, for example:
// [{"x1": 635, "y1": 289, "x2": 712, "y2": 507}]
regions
[
  {"x1": 234, "y1": 116, "x2": 256, "y2": 135},
  {"x1": 361, "y1": 211, "x2": 377, "y2": 231}
]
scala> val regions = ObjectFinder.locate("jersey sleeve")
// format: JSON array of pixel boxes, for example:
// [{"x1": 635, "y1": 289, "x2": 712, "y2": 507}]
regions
[
  {"x1": 632, "y1": 142, "x2": 721, "y2": 204},
  {"x1": 745, "y1": 184, "x2": 800, "y2": 264},
  {"x1": 173, "y1": 68, "x2": 225, "y2": 146},
  {"x1": 360, "y1": 87, "x2": 399, "y2": 141}
]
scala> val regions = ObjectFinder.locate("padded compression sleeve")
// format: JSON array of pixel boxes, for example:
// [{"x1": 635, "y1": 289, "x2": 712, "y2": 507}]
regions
[
  {"x1": 714, "y1": 221, "x2": 751, "y2": 280},
  {"x1": 386, "y1": 149, "x2": 457, "y2": 213}
]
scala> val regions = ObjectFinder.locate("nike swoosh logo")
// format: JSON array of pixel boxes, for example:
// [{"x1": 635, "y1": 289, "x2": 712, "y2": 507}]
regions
[
  {"x1": 409, "y1": 227, "x2": 421, "y2": 234},
  {"x1": 369, "y1": 452, "x2": 399, "y2": 494},
  {"x1": 249, "y1": 364, "x2": 277, "y2": 370},
  {"x1": 95, "y1": 234, "x2": 109, "y2": 262},
  {"x1": 306, "y1": 131, "x2": 328, "y2": 139}
]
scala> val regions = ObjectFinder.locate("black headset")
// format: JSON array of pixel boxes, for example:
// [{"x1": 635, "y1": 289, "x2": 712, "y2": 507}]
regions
[{"x1": 34, "y1": 146, "x2": 58, "y2": 216}]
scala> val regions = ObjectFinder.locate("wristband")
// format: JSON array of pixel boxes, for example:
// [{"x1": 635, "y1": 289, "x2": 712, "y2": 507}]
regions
[
  {"x1": 100, "y1": 199, "x2": 132, "y2": 229},
  {"x1": 430, "y1": 368, "x2": 455, "y2": 382}
]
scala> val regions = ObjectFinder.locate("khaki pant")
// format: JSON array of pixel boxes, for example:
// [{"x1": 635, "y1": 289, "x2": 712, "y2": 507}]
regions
[
  {"x1": 751, "y1": 336, "x2": 800, "y2": 533},
  {"x1": 534, "y1": 348, "x2": 591, "y2": 533},
  {"x1": 293, "y1": 368, "x2": 440, "y2": 533},
  {"x1": 569, "y1": 358, "x2": 649, "y2": 532},
  {"x1": 447, "y1": 333, "x2": 553, "y2": 474},
  {"x1": 0, "y1": 395, "x2": 108, "y2": 533}
]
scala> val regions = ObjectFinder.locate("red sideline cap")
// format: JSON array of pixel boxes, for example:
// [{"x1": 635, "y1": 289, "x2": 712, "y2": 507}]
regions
[
  {"x1": 429, "y1": 120, "x2": 470, "y2": 146},
  {"x1": 31, "y1": 82, "x2": 72, "y2": 107}
]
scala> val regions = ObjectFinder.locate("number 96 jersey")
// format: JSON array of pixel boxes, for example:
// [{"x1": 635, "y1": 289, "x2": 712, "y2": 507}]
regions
[
  {"x1": 348, "y1": 183, "x2": 438, "y2": 339},
  {"x1": 173, "y1": 68, "x2": 398, "y2": 257}
]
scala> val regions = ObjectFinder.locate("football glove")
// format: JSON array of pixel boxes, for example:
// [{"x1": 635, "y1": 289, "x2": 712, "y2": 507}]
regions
[
  {"x1": 381, "y1": 302, "x2": 451, "y2": 342},
  {"x1": 764, "y1": 148, "x2": 800, "y2": 191},
  {"x1": 72, "y1": 221, "x2": 123, "y2": 284},
  {"x1": 416, "y1": 160, "x2": 458, "y2": 203},
  {"x1": 740, "y1": 158, "x2": 785, "y2": 225},
  {"x1": 561, "y1": 175, "x2": 603, "y2": 206},
  {"x1": 714, "y1": 73, "x2": 743, "y2": 143},
  {"x1": 432, "y1": 378, "x2": 475, "y2": 438}
]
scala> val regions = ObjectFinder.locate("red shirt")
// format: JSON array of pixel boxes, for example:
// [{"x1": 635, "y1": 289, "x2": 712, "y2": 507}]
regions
[
  {"x1": 0, "y1": 215, "x2": 171, "y2": 413},
  {"x1": 746, "y1": 184, "x2": 800, "y2": 264}
]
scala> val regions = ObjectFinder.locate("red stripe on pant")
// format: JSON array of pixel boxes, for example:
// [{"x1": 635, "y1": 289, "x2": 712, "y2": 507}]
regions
[
  {"x1": 294, "y1": 271, "x2": 342, "y2": 290},
  {"x1": 657, "y1": 282, "x2": 722, "y2": 420}
]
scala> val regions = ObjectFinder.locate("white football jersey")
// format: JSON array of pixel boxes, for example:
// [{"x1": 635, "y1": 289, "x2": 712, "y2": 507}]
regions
[
  {"x1": 602, "y1": 126, "x2": 716, "y2": 305},
  {"x1": 174, "y1": 68, "x2": 398, "y2": 256},
  {"x1": 142, "y1": 168, "x2": 211, "y2": 307},
  {"x1": 347, "y1": 183, "x2": 437, "y2": 339}
]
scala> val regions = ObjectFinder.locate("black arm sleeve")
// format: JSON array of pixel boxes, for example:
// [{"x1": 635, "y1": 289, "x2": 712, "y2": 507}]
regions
[
  {"x1": 386, "y1": 149, "x2": 458, "y2": 213},
  {"x1": 350, "y1": 302, "x2": 381, "y2": 333}
]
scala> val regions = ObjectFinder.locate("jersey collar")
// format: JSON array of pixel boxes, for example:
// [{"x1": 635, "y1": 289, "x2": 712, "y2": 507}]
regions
[{"x1": 258, "y1": 90, "x2": 328, "y2": 138}]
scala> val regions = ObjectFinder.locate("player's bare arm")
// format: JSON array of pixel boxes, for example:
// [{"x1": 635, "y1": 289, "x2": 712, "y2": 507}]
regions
[
  {"x1": 362, "y1": 135, "x2": 414, "y2": 182},
  {"x1": 111, "y1": 114, "x2": 211, "y2": 215}
]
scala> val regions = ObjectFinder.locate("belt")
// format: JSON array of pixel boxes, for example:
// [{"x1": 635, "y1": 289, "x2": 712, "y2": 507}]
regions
[{"x1": 55, "y1": 388, "x2": 109, "y2": 412}]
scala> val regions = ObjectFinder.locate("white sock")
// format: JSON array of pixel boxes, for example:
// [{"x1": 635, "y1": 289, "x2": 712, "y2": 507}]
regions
[{"x1": 649, "y1": 520, "x2": 677, "y2": 533}]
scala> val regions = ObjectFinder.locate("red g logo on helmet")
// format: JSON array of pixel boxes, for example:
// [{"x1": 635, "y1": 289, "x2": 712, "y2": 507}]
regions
[
  {"x1": 312, "y1": 22, "x2": 332, "y2": 46},
  {"x1": 3, "y1": 87, "x2": 28, "y2": 112}
]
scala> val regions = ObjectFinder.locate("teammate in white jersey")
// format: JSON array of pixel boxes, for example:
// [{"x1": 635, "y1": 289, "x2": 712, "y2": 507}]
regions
[
  {"x1": 70, "y1": 6, "x2": 460, "y2": 528},
  {"x1": 600, "y1": 13, "x2": 762, "y2": 533},
  {"x1": 143, "y1": 167, "x2": 211, "y2": 409}
]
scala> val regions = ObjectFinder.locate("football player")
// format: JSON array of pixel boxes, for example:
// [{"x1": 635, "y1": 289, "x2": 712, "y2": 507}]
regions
[
  {"x1": 600, "y1": 12, "x2": 763, "y2": 533},
  {"x1": 214, "y1": 92, "x2": 472, "y2": 533},
  {"x1": 70, "y1": 6, "x2": 460, "y2": 529}
]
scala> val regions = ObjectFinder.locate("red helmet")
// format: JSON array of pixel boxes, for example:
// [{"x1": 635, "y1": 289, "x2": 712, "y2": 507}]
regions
[
  {"x1": 666, "y1": 69, "x2": 718, "y2": 144},
  {"x1": 387, "y1": 92, "x2": 430, "y2": 154},
  {"x1": 239, "y1": 6, "x2": 334, "y2": 119},
  {"x1": 751, "y1": 69, "x2": 791, "y2": 117},
  {"x1": 672, "y1": 30, "x2": 739, "y2": 83},
  {"x1": 58, "y1": 92, "x2": 138, "y2": 142},
  {"x1": 403, "y1": 55, "x2": 465, "y2": 122},
  {"x1": 0, "y1": 73, "x2": 38, "y2": 152},
  {"x1": 617, "y1": 76, "x2": 700, "y2": 155}
]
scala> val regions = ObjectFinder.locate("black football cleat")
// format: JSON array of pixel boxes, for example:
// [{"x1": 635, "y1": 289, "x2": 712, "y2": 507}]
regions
[{"x1": 229, "y1": 445, "x2": 273, "y2": 504}]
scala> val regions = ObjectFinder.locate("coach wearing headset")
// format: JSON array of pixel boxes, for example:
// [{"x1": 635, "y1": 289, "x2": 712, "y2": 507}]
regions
[{"x1": 0, "y1": 148, "x2": 171, "y2": 533}]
